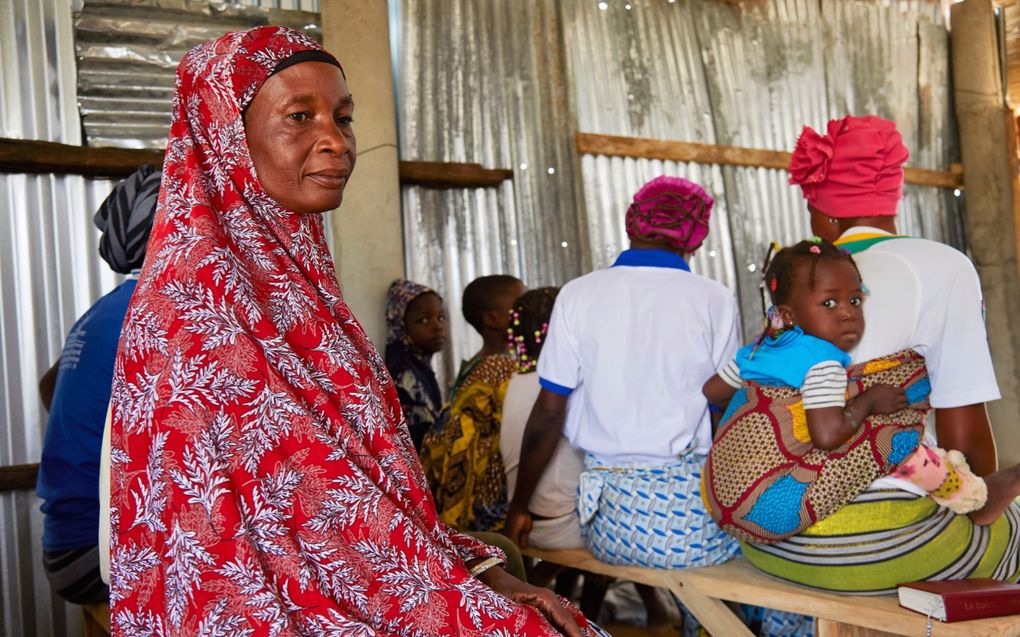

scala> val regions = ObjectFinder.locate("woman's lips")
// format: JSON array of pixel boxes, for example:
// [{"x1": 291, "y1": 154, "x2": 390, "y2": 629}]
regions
[{"x1": 307, "y1": 171, "x2": 349, "y2": 189}]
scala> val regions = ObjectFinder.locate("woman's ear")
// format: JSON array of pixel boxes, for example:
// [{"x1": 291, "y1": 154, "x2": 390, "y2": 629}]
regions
[{"x1": 777, "y1": 305, "x2": 795, "y2": 328}]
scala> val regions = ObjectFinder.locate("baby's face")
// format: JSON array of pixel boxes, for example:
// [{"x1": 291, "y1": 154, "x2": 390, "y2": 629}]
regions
[{"x1": 785, "y1": 260, "x2": 865, "y2": 351}]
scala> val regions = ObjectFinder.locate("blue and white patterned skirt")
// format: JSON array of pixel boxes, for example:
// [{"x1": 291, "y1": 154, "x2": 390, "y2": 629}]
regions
[{"x1": 578, "y1": 452, "x2": 739, "y2": 569}]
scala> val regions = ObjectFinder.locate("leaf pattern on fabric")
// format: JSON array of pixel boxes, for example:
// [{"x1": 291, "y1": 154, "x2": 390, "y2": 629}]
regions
[{"x1": 109, "y1": 25, "x2": 599, "y2": 636}]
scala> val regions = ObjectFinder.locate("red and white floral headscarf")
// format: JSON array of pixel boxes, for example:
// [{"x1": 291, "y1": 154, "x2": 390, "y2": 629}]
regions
[{"x1": 110, "y1": 26, "x2": 594, "y2": 636}]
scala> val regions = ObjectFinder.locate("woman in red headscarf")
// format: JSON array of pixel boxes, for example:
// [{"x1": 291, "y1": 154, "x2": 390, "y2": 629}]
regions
[{"x1": 108, "y1": 26, "x2": 606, "y2": 636}]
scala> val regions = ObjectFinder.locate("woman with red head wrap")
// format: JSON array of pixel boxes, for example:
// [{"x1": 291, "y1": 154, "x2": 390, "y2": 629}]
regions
[
  {"x1": 108, "y1": 26, "x2": 606, "y2": 636},
  {"x1": 732, "y1": 115, "x2": 1020, "y2": 595}
]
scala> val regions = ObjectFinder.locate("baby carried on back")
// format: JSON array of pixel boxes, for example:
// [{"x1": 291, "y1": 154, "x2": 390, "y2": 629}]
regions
[{"x1": 701, "y1": 239, "x2": 1007, "y2": 544}]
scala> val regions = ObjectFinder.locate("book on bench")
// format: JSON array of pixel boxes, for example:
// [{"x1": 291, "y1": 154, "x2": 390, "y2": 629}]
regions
[{"x1": 897, "y1": 579, "x2": 1020, "y2": 622}]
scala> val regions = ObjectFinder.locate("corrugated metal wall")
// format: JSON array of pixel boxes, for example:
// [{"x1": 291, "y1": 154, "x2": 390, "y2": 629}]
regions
[
  {"x1": 399, "y1": 0, "x2": 962, "y2": 350},
  {"x1": 3, "y1": 0, "x2": 966, "y2": 633},
  {"x1": 397, "y1": 0, "x2": 586, "y2": 380},
  {"x1": 0, "y1": 1, "x2": 318, "y2": 635},
  {"x1": 562, "y1": 0, "x2": 963, "y2": 336},
  {"x1": 75, "y1": 0, "x2": 322, "y2": 148},
  {"x1": 1, "y1": 0, "x2": 114, "y2": 632}
]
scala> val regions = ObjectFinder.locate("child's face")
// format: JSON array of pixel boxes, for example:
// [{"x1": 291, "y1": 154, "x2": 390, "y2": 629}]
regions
[
  {"x1": 404, "y1": 292, "x2": 448, "y2": 354},
  {"x1": 780, "y1": 259, "x2": 865, "y2": 352}
]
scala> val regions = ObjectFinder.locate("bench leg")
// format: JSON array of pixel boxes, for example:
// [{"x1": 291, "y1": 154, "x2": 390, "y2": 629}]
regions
[
  {"x1": 82, "y1": 604, "x2": 110, "y2": 637},
  {"x1": 666, "y1": 582, "x2": 755, "y2": 637},
  {"x1": 816, "y1": 618, "x2": 902, "y2": 637}
]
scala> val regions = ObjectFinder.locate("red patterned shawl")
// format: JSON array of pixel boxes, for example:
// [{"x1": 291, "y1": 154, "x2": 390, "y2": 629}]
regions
[{"x1": 109, "y1": 26, "x2": 587, "y2": 636}]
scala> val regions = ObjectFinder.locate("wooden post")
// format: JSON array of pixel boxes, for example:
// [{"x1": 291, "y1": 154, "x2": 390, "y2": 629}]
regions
[
  {"x1": 951, "y1": 0, "x2": 1020, "y2": 467},
  {"x1": 320, "y1": 0, "x2": 404, "y2": 349}
]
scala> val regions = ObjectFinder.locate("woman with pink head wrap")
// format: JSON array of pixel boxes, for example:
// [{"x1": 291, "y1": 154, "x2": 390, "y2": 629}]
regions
[
  {"x1": 506, "y1": 175, "x2": 741, "y2": 577},
  {"x1": 734, "y1": 115, "x2": 1020, "y2": 596}
]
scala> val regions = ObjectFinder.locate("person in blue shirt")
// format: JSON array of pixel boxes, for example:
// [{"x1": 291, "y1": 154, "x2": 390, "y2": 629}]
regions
[{"x1": 36, "y1": 164, "x2": 160, "y2": 604}]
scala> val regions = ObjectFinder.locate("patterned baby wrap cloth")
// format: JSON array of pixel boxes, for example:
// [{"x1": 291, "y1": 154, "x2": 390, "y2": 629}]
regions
[{"x1": 703, "y1": 349, "x2": 931, "y2": 543}]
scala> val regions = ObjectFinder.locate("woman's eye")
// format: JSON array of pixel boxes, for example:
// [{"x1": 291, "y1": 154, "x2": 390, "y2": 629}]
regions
[
  {"x1": 335, "y1": 115, "x2": 354, "y2": 126},
  {"x1": 288, "y1": 112, "x2": 310, "y2": 122},
  {"x1": 822, "y1": 299, "x2": 836, "y2": 308}
]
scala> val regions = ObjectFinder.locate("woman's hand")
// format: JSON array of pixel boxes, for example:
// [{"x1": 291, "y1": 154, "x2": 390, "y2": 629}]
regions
[
  {"x1": 503, "y1": 503, "x2": 533, "y2": 548},
  {"x1": 477, "y1": 565, "x2": 584, "y2": 637},
  {"x1": 859, "y1": 384, "x2": 908, "y2": 416}
]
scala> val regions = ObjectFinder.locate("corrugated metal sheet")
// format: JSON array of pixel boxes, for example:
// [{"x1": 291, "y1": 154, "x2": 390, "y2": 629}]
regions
[
  {"x1": 397, "y1": 0, "x2": 585, "y2": 380},
  {"x1": 0, "y1": 2, "x2": 319, "y2": 635},
  {"x1": 75, "y1": 0, "x2": 321, "y2": 149},
  {"x1": 1, "y1": 0, "x2": 114, "y2": 632},
  {"x1": 561, "y1": 0, "x2": 962, "y2": 337}
]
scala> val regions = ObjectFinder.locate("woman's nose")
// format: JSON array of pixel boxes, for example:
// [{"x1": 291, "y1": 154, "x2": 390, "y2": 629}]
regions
[{"x1": 317, "y1": 121, "x2": 349, "y2": 155}]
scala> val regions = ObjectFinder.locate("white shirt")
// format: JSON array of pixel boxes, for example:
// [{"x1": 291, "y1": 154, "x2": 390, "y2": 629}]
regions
[
  {"x1": 840, "y1": 227, "x2": 999, "y2": 495},
  {"x1": 844, "y1": 227, "x2": 999, "y2": 407},
  {"x1": 500, "y1": 372, "x2": 584, "y2": 519},
  {"x1": 538, "y1": 249, "x2": 741, "y2": 464}
]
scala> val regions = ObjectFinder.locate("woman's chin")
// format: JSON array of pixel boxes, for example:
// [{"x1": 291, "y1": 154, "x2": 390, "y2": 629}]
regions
[{"x1": 296, "y1": 194, "x2": 345, "y2": 214}]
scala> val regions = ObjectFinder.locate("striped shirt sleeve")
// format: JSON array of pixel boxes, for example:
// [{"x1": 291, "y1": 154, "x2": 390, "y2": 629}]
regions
[
  {"x1": 718, "y1": 359, "x2": 742, "y2": 389},
  {"x1": 801, "y1": 361, "x2": 848, "y2": 409}
]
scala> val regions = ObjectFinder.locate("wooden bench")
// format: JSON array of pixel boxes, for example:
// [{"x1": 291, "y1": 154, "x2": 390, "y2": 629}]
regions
[
  {"x1": 523, "y1": 547, "x2": 1020, "y2": 637},
  {"x1": 82, "y1": 603, "x2": 110, "y2": 636}
]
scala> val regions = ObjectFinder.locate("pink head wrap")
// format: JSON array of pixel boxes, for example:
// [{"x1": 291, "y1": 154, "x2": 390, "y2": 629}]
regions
[
  {"x1": 625, "y1": 176, "x2": 714, "y2": 253},
  {"x1": 788, "y1": 115, "x2": 909, "y2": 218}
]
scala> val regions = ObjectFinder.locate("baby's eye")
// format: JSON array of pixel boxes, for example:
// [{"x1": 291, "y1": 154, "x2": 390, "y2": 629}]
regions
[
  {"x1": 438, "y1": 315, "x2": 446, "y2": 323},
  {"x1": 822, "y1": 299, "x2": 836, "y2": 308},
  {"x1": 850, "y1": 296, "x2": 862, "y2": 306}
]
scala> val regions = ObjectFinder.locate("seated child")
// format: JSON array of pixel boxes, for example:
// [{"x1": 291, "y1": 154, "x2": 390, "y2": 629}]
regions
[
  {"x1": 500, "y1": 287, "x2": 585, "y2": 550},
  {"x1": 421, "y1": 274, "x2": 525, "y2": 531},
  {"x1": 384, "y1": 279, "x2": 447, "y2": 452},
  {"x1": 701, "y1": 238, "x2": 1013, "y2": 544}
]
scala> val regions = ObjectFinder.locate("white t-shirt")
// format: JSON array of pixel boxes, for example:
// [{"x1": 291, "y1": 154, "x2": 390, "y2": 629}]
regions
[
  {"x1": 500, "y1": 372, "x2": 584, "y2": 519},
  {"x1": 844, "y1": 227, "x2": 999, "y2": 407},
  {"x1": 840, "y1": 227, "x2": 999, "y2": 495},
  {"x1": 538, "y1": 249, "x2": 741, "y2": 464}
]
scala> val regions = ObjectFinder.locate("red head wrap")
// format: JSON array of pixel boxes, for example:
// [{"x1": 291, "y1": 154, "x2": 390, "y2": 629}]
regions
[
  {"x1": 788, "y1": 115, "x2": 909, "y2": 218},
  {"x1": 625, "y1": 176, "x2": 714, "y2": 253}
]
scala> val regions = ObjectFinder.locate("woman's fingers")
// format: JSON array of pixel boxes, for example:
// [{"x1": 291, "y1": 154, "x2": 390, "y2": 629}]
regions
[{"x1": 512, "y1": 591, "x2": 584, "y2": 637}]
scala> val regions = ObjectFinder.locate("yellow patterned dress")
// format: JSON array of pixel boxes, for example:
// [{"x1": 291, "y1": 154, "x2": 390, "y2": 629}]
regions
[{"x1": 421, "y1": 354, "x2": 517, "y2": 531}]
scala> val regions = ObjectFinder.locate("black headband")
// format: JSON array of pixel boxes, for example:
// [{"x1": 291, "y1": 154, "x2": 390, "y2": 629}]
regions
[{"x1": 270, "y1": 50, "x2": 345, "y2": 79}]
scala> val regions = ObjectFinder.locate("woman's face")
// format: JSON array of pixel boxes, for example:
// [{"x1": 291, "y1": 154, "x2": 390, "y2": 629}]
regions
[{"x1": 244, "y1": 61, "x2": 356, "y2": 214}]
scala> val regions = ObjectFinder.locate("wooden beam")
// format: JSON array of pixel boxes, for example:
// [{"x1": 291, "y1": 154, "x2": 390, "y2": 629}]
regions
[
  {"x1": 397, "y1": 160, "x2": 513, "y2": 189},
  {"x1": 0, "y1": 463, "x2": 38, "y2": 492},
  {"x1": 0, "y1": 138, "x2": 164, "y2": 179},
  {"x1": 0, "y1": 138, "x2": 513, "y2": 188},
  {"x1": 576, "y1": 132, "x2": 964, "y2": 189}
]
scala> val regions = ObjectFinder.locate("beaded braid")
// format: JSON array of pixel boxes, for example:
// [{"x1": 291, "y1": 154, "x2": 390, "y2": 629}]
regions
[{"x1": 506, "y1": 287, "x2": 560, "y2": 373}]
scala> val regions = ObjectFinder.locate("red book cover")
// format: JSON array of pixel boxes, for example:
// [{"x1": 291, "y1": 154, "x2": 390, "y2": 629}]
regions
[{"x1": 898, "y1": 579, "x2": 1020, "y2": 622}]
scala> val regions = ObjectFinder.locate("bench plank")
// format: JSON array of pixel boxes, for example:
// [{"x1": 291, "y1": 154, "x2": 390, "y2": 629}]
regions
[
  {"x1": 680, "y1": 560, "x2": 1020, "y2": 637},
  {"x1": 524, "y1": 547, "x2": 1020, "y2": 637}
]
